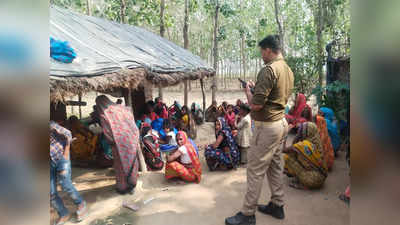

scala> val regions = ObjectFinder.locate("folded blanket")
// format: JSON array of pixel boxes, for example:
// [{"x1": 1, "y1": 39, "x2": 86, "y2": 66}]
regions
[{"x1": 160, "y1": 144, "x2": 178, "y2": 152}]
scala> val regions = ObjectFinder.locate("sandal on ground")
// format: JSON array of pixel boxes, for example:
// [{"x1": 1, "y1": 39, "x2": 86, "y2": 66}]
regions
[
  {"x1": 76, "y1": 201, "x2": 88, "y2": 222},
  {"x1": 288, "y1": 178, "x2": 306, "y2": 190},
  {"x1": 54, "y1": 214, "x2": 70, "y2": 225},
  {"x1": 339, "y1": 194, "x2": 350, "y2": 205}
]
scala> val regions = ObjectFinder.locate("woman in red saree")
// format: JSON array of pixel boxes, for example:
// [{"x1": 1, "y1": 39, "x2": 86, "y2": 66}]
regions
[
  {"x1": 285, "y1": 93, "x2": 312, "y2": 126},
  {"x1": 165, "y1": 131, "x2": 202, "y2": 183},
  {"x1": 96, "y1": 95, "x2": 140, "y2": 194}
]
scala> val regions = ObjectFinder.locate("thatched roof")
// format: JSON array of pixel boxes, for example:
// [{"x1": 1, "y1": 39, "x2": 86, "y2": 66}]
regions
[{"x1": 50, "y1": 6, "x2": 214, "y2": 102}]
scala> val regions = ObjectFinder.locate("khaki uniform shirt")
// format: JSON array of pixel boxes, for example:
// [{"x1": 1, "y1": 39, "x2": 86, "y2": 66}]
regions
[{"x1": 251, "y1": 56, "x2": 294, "y2": 122}]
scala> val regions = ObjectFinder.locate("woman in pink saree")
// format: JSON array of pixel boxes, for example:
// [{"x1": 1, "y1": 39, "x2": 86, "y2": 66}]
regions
[{"x1": 96, "y1": 95, "x2": 140, "y2": 194}]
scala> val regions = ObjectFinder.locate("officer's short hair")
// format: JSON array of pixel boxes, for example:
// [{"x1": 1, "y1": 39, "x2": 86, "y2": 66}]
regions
[{"x1": 258, "y1": 35, "x2": 281, "y2": 53}]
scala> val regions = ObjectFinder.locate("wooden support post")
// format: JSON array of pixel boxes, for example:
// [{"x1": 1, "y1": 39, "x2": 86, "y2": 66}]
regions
[
  {"x1": 158, "y1": 86, "x2": 163, "y2": 99},
  {"x1": 126, "y1": 88, "x2": 132, "y2": 107},
  {"x1": 78, "y1": 94, "x2": 82, "y2": 119},
  {"x1": 70, "y1": 96, "x2": 74, "y2": 115},
  {"x1": 184, "y1": 80, "x2": 188, "y2": 106},
  {"x1": 200, "y1": 79, "x2": 206, "y2": 118}
]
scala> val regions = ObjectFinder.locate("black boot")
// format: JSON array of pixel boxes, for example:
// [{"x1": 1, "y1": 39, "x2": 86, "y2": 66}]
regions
[
  {"x1": 257, "y1": 202, "x2": 285, "y2": 219},
  {"x1": 225, "y1": 212, "x2": 256, "y2": 225}
]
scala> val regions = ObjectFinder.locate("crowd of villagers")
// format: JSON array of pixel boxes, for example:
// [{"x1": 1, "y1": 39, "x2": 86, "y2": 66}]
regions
[
  {"x1": 50, "y1": 92, "x2": 349, "y2": 224},
  {"x1": 203, "y1": 92, "x2": 349, "y2": 193}
]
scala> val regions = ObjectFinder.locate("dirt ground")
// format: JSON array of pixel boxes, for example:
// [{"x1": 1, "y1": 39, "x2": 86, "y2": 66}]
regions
[
  {"x1": 51, "y1": 121, "x2": 349, "y2": 225},
  {"x1": 54, "y1": 90, "x2": 345, "y2": 225}
]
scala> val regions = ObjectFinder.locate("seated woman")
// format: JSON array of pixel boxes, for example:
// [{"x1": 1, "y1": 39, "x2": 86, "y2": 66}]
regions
[
  {"x1": 205, "y1": 100, "x2": 219, "y2": 122},
  {"x1": 165, "y1": 131, "x2": 202, "y2": 183},
  {"x1": 141, "y1": 101, "x2": 158, "y2": 122},
  {"x1": 315, "y1": 114, "x2": 335, "y2": 170},
  {"x1": 180, "y1": 106, "x2": 190, "y2": 130},
  {"x1": 168, "y1": 101, "x2": 182, "y2": 120},
  {"x1": 141, "y1": 125, "x2": 164, "y2": 171},
  {"x1": 155, "y1": 97, "x2": 169, "y2": 119},
  {"x1": 151, "y1": 117, "x2": 165, "y2": 135},
  {"x1": 283, "y1": 122, "x2": 328, "y2": 190},
  {"x1": 319, "y1": 107, "x2": 341, "y2": 156},
  {"x1": 285, "y1": 93, "x2": 312, "y2": 127},
  {"x1": 204, "y1": 117, "x2": 240, "y2": 171},
  {"x1": 191, "y1": 102, "x2": 204, "y2": 125},
  {"x1": 67, "y1": 116, "x2": 98, "y2": 162},
  {"x1": 180, "y1": 106, "x2": 197, "y2": 140}
]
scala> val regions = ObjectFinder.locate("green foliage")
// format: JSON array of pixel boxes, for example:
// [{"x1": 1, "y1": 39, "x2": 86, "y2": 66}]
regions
[
  {"x1": 51, "y1": 0, "x2": 350, "y2": 100},
  {"x1": 312, "y1": 81, "x2": 350, "y2": 120},
  {"x1": 217, "y1": 26, "x2": 227, "y2": 41},
  {"x1": 286, "y1": 56, "x2": 319, "y2": 96},
  {"x1": 189, "y1": 0, "x2": 199, "y2": 13},
  {"x1": 203, "y1": 0, "x2": 235, "y2": 17},
  {"x1": 259, "y1": 18, "x2": 268, "y2": 27},
  {"x1": 219, "y1": 3, "x2": 235, "y2": 17}
]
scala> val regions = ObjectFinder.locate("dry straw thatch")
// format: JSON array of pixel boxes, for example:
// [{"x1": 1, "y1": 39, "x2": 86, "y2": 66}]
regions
[{"x1": 50, "y1": 67, "x2": 214, "y2": 102}]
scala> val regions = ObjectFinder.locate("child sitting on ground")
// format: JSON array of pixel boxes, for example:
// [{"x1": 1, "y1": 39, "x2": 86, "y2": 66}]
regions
[{"x1": 159, "y1": 119, "x2": 179, "y2": 153}]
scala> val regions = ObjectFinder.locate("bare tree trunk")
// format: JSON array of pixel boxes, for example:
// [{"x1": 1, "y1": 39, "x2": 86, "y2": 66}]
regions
[
  {"x1": 86, "y1": 0, "x2": 92, "y2": 15},
  {"x1": 239, "y1": 41, "x2": 242, "y2": 79},
  {"x1": 211, "y1": 1, "x2": 219, "y2": 102},
  {"x1": 158, "y1": 0, "x2": 166, "y2": 99},
  {"x1": 167, "y1": 25, "x2": 172, "y2": 40},
  {"x1": 120, "y1": 0, "x2": 126, "y2": 23},
  {"x1": 160, "y1": 0, "x2": 165, "y2": 37},
  {"x1": 274, "y1": 0, "x2": 285, "y2": 55},
  {"x1": 316, "y1": 0, "x2": 324, "y2": 88},
  {"x1": 183, "y1": 0, "x2": 189, "y2": 106},
  {"x1": 242, "y1": 37, "x2": 247, "y2": 80},
  {"x1": 224, "y1": 60, "x2": 227, "y2": 89}
]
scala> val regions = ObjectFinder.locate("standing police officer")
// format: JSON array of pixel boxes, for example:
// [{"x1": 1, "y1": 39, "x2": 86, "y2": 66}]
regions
[{"x1": 225, "y1": 34, "x2": 294, "y2": 225}]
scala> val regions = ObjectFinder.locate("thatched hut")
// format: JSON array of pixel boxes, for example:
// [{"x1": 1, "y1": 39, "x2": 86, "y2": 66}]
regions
[
  {"x1": 50, "y1": 6, "x2": 214, "y2": 172},
  {"x1": 50, "y1": 5, "x2": 214, "y2": 119}
]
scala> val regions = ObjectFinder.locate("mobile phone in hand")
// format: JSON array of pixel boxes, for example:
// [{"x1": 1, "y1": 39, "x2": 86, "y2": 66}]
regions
[
  {"x1": 238, "y1": 78, "x2": 247, "y2": 88},
  {"x1": 238, "y1": 78, "x2": 255, "y2": 94}
]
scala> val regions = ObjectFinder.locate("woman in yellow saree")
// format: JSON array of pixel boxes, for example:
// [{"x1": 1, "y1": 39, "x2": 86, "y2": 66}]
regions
[
  {"x1": 68, "y1": 116, "x2": 98, "y2": 162},
  {"x1": 284, "y1": 122, "x2": 328, "y2": 189}
]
